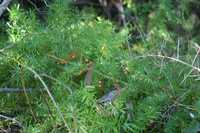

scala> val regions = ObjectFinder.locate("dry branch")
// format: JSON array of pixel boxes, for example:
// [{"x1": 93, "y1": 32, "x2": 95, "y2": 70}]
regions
[
  {"x1": 0, "y1": 88, "x2": 33, "y2": 93},
  {"x1": 0, "y1": 114, "x2": 23, "y2": 128},
  {"x1": 0, "y1": 0, "x2": 12, "y2": 17},
  {"x1": 0, "y1": 87, "x2": 46, "y2": 93}
]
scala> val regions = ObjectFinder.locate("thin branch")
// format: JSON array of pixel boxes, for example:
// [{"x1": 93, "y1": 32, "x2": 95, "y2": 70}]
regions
[
  {"x1": 0, "y1": 88, "x2": 33, "y2": 93},
  {"x1": 136, "y1": 54, "x2": 200, "y2": 115},
  {"x1": 0, "y1": 0, "x2": 12, "y2": 17},
  {"x1": 73, "y1": 0, "x2": 100, "y2": 7},
  {"x1": 136, "y1": 54, "x2": 200, "y2": 72},
  {"x1": 42, "y1": 0, "x2": 50, "y2": 7},
  {"x1": 20, "y1": 68, "x2": 37, "y2": 122},
  {"x1": 94, "y1": 69, "x2": 128, "y2": 86},
  {"x1": 181, "y1": 48, "x2": 200, "y2": 84},
  {"x1": 41, "y1": 73, "x2": 73, "y2": 94},
  {"x1": 176, "y1": 37, "x2": 180, "y2": 59},
  {"x1": 19, "y1": 64, "x2": 71, "y2": 132},
  {"x1": 26, "y1": 0, "x2": 40, "y2": 12},
  {"x1": 0, "y1": 114, "x2": 23, "y2": 128}
]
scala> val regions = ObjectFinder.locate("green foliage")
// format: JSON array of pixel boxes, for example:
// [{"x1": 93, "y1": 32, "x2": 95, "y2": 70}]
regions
[
  {"x1": 127, "y1": 0, "x2": 200, "y2": 55},
  {"x1": 0, "y1": 0, "x2": 200, "y2": 132}
]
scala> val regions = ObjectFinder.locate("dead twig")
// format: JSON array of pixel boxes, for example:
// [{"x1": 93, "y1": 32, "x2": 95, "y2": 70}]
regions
[
  {"x1": 0, "y1": 88, "x2": 33, "y2": 93},
  {"x1": 0, "y1": 114, "x2": 23, "y2": 128},
  {"x1": 0, "y1": 0, "x2": 12, "y2": 17},
  {"x1": 73, "y1": 0, "x2": 100, "y2": 7}
]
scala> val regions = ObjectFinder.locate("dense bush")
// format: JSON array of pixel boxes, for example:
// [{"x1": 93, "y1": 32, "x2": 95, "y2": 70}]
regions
[{"x1": 0, "y1": 0, "x2": 200, "y2": 132}]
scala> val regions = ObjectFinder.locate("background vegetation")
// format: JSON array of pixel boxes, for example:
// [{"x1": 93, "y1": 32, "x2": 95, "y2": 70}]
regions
[{"x1": 0, "y1": 0, "x2": 200, "y2": 132}]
